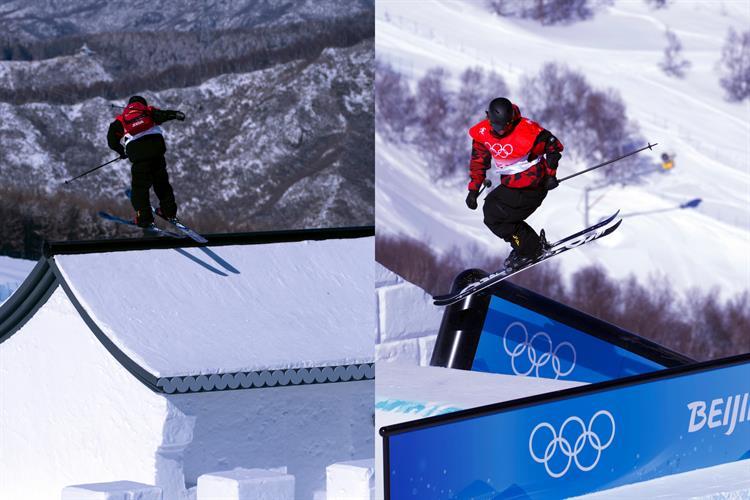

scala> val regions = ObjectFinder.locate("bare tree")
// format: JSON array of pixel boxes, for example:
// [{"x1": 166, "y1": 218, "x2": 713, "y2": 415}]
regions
[
  {"x1": 520, "y1": 63, "x2": 648, "y2": 183},
  {"x1": 415, "y1": 68, "x2": 454, "y2": 179},
  {"x1": 374, "y1": 60, "x2": 417, "y2": 141},
  {"x1": 487, "y1": 0, "x2": 613, "y2": 25},
  {"x1": 718, "y1": 28, "x2": 750, "y2": 102},
  {"x1": 660, "y1": 28, "x2": 691, "y2": 78}
]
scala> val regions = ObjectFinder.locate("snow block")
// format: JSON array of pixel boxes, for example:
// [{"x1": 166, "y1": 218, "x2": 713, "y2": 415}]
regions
[
  {"x1": 377, "y1": 282, "x2": 442, "y2": 343},
  {"x1": 326, "y1": 459, "x2": 375, "y2": 500},
  {"x1": 375, "y1": 338, "x2": 420, "y2": 365},
  {"x1": 196, "y1": 468, "x2": 294, "y2": 500},
  {"x1": 61, "y1": 481, "x2": 162, "y2": 500},
  {"x1": 375, "y1": 263, "x2": 401, "y2": 287},
  {"x1": 418, "y1": 335, "x2": 437, "y2": 366}
]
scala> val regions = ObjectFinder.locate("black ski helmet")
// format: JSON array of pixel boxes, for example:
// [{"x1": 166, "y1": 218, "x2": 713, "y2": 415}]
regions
[
  {"x1": 487, "y1": 97, "x2": 514, "y2": 134},
  {"x1": 128, "y1": 95, "x2": 147, "y2": 106}
]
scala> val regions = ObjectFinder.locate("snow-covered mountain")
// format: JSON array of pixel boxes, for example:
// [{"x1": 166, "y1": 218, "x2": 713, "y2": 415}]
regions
[
  {"x1": 0, "y1": 40, "x2": 373, "y2": 230},
  {"x1": 0, "y1": 0, "x2": 373, "y2": 43},
  {"x1": 375, "y1": 0, "x2": 750, "y2": 297},
  {"x1": 0, "y1": 1, "x2": 374, "y2": 253}
]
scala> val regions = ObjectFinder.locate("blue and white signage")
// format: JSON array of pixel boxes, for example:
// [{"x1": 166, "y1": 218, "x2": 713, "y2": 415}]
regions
[
  {"x1": 472, "y1": 296, "x2": 665, "y2": 382},
  {"x1": 385, "y1": 359, "x2": 750, "y2": 499}
]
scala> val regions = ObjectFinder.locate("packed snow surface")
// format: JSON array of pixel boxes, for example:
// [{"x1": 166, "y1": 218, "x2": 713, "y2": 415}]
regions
[
  {"x1": 0, "y1": 288, "x2": 169, "y2": 500},
  {"x1": 376, "y1": 363, "x2": 583, "y2": 426},
  {"x1": 376, "y1": 0, "x2": 750, "y2": 296},
  {"x1": 54, "y1": 237, "x2": 374, "y2": 377}
]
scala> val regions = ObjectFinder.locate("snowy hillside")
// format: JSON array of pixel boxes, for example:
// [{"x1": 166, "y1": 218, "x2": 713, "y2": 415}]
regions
[
  {"x1": 0, "y1": 0, "x2": 373, "y2": 43},
  {"x1": 0, "y1": 40, "x2": 373, "y2": 230},
  {"x1": 376, "y1": 0, "x2": 750, "y2": 296},
  {"x1": 0, "y1": 1, "x2": 374, "y2": 256}
]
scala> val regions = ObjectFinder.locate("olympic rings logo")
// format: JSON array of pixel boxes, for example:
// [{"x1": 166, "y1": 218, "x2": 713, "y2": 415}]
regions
[
  {"x1": 529, "y1": 410, "x2": 616, "y2": 478},
  {"x1": 502, "y1": 322, "x2": 576, "y2": 379},
  {"x1": 486, "y1": 142, "x2": 514, "y2": 158}
]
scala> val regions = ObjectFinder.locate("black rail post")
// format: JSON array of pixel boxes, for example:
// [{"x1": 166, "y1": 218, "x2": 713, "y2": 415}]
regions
[{"x1": 430, "y1": 269, "x2": 492, "y2": 369}]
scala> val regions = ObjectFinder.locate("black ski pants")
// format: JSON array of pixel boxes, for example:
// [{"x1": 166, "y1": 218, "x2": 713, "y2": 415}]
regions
[
  {"x1": 130, "y1": 155, "x2": 177, "y2": 224},
  {"x1": 483, "y1": 185, "x2": 547, "y2": 257}
]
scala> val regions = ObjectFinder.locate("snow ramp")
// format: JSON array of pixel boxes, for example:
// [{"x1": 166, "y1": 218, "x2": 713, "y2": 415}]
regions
[{"x1": 0, "y1": 227, "x2": 375, "y2": 393}]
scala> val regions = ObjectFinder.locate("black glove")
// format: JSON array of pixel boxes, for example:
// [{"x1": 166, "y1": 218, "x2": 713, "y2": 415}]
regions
[
  {"x1": 546, "y1": 151, "x2": 561, "y2": 170},
  {"x1": 161, "y1": 110, "x2": 185, "y2": 121},
  {"x1": 544, "y1": 176, "x2": 559, "y2": 191},
  {"x1": 465, "y1": 190, "x2": 479, "y2": 210}
]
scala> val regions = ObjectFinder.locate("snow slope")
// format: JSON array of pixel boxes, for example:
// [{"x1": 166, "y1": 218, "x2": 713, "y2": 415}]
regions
[
  {"x1": 376, "y1": 0, "x2": 750, "y2": 296},
  {"x1": 0, "y1": 255, "x2": 35, "y2": 303}
]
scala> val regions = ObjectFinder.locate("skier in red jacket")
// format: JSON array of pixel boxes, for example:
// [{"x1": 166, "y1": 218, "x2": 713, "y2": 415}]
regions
[
  {"x1": 107, "y1": 95, "x2": 185, "y2": 229},
  {"x1": 465, "y1": 97, "x2": 564, "y2": 270}
]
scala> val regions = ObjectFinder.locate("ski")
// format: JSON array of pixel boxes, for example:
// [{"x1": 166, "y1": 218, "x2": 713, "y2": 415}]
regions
[
  {"x1": 152, "y1": 211, "x2": 208, "y2": 244},
  {"x1": 548, "y1": 210, "x2": 620, "y2": 248},
  {"x1": 432, "y1": 212, "x2": 623, "y2": 307},
  {"x1": 98, "y1": 211, "x2": 186, "y2": 239},
  {"x1": 124, "y1": 189, "x2": 208, "y2": 244}
]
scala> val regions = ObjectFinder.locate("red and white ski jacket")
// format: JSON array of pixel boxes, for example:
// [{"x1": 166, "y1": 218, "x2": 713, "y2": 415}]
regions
[{"x1": 467, "y1": 108, "x2": 564, "y2": 190}]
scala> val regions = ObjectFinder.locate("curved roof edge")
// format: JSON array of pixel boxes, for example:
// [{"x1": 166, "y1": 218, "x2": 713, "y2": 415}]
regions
[
  {"x1": 44, "y1": 225, "x2": 375, "y2": 256},
  {"x1": 0, "y1": 258, "x2": 58, "y2": 344}
]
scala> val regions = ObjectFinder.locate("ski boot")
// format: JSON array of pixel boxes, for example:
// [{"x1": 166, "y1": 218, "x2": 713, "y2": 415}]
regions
[
  {"x1": 539, "y1": 229, "x2": 551, "y2": 251},
  {"x1": 155, "y1": 207, "x2": 180, "y2": 225},
  {"x1": 504, "y1": 231, "x2": 547, "y2": 271},
  {"x1": 135, "y1": 210, "x2": 155, "y2": 228}
]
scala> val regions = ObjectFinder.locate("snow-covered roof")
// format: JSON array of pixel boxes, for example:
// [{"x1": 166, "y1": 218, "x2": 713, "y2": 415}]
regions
[{"x1": 0, "y1": 227, "x2": 374, "y2": 393}]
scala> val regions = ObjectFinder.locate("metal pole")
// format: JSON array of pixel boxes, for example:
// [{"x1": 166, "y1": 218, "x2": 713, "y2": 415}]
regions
[
  {"x1": 584, "y1": 187, "x2": 590, "y2": 228},
  {"x1": 559, "y1": 142, "x2": 658, "y2": 184},
  {"x1": 63, "y1": 157, "x2": 122, "y2": 185}
]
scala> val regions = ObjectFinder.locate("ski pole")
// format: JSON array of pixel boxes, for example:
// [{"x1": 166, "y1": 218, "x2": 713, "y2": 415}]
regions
[
  {"x1": 64, "y1": 157, "x2": 122, "y2": 185},
  {"x1": 558, "y1": 142, "x2": 658, "y2": 184},
  {"x1": 478, "y1": 179, "x2": 492, "y2": 195}
]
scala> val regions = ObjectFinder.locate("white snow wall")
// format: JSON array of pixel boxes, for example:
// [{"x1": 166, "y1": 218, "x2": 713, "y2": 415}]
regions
[
  {"x1": 375, "y1": 263, "x2": 443, "y2": 366},
  {"x1": 170, "y1": 379, "x2": 374, "y2": 498},
  {"x1": 0, "y1": 288, "x2": 183, "y2": 499}
]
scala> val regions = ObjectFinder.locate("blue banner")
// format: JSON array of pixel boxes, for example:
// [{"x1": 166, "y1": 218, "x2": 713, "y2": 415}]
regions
[
  {"x1": 386, "y1": 360, "x2": 750, "y2": 499},
  {"x1": 472, "y1": 296, "x2": 665, "y2": 382}
]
